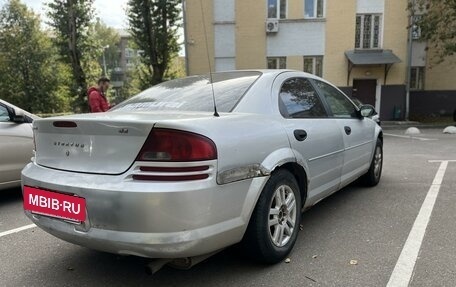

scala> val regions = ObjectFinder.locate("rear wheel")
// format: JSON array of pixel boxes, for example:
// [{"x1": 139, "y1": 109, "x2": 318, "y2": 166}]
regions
[
  {"x1": 244, "y1": 169, "x2": 301, "y2": 264},
  {"x1": 362, "y1": 138, "x2": 383, "y2": 186}
]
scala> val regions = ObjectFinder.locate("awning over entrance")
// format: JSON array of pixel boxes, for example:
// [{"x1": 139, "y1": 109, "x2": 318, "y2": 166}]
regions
[{"x1": 345, "y1": 49, "x2": 401, "y2": 85}]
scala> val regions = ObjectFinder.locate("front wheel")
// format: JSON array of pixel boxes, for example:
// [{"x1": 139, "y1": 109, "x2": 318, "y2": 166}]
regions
[
  {"x1": 243, "y1": 169, "x2": 302, "y2": 264},
  {"x1": 361, "y1": 138, "x2": 383, "y2": 186}
]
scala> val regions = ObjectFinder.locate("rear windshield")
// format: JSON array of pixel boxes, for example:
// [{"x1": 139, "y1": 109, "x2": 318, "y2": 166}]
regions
[{"x1": 111, "y1": 71, "x2": 262, "y2": 113}]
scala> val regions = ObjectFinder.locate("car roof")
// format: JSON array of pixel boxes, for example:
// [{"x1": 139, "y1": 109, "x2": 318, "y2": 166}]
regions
[{"x1": 209, "y1": 69, "x2": 330, "y2": 85}]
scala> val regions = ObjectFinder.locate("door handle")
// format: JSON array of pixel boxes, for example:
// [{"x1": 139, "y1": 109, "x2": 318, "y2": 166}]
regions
[
  {"x1": 294, "y1": 129, "x2": 307, "y2": 141},
  {"x1": 344, "y1": 126, "x2": 352, "y2": 135}
]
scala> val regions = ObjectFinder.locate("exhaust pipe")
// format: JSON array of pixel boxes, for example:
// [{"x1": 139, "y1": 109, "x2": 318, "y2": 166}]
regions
[
  {"x1": 145, "y1": 259, "x2": 172, "y2": 275},
  {"x1": 145, "y1": 250, "x2": 224, "y2": 275}
]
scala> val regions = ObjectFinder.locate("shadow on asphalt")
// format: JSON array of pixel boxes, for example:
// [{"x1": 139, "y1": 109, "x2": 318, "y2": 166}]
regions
[
  {"x1": 0, "y1": 187, "x2": 22, "y2": 206},
  {"x1": 25, "y1": 242, "x2": 273, "y2": 285},
  {"x1": 19, "y1": 181, "x2": 376, "y2": 286}
]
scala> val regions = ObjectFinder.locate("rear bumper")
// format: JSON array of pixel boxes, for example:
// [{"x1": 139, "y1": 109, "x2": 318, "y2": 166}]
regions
[
  {"x1": 21, "y1": 162, "x2": 269, "y2": 258},
  {"x1": 25, "y1": 210, "x2": 247, "y2": 258}
]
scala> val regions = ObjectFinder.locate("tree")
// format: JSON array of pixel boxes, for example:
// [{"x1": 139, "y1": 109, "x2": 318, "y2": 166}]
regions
[
  {"x1": 47, "y1": 0, "x2": 97, "y2": 112},
  {"x1": 0, "y1": 0, "x2": 71, "y2": 113},
  {"x1": 414, "y1": 0, "x2": 456, "y2": 63},
  {"x1": 93, "y1": 18, "x2": 120, "y2": 76},
  {"x1": 127, "y1": 0, "x2": 181, "y2": 88}
]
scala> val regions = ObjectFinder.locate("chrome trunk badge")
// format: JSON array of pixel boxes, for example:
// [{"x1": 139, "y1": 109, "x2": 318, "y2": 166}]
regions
[{"x1": 54, "y1": 142, "x2": 85, "y2": 148}]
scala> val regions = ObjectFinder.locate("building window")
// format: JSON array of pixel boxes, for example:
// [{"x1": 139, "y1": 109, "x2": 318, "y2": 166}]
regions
[
  {"x1": 412, "y1": 15, "x2": 422, "y2": 40},
  {"x1": 268, "y1": 0, "x2": 286, "y2": 19},
  {"x1": 268, "y1": 57, "x2": 286, "y2": 69},
  {"x1": 305, "y1": 0, "x2": 324, "y2": 18},
  {"x1": 410, "y1": 67, "x2": 425, "y2": 90},
  {"x1": 314, "y1": 80, "x2": 358, "y2": 118},
  {"x1": 355, "y1": 14, "x2": 382, "y2": 49},
  {"x1": 303, "y1": 56, "x2": 323, "y2": 77},
  {"x1": 125, "y1": 48, "x2": 135, "y2": 58}
]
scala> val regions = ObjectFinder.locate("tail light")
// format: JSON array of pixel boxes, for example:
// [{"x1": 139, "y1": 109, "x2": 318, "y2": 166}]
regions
[
  {"x1": 136, "y1": 128, "x2": 217, "y2": 162},
  {"x1": 133, "y1": 128, "x2": 216, "y2": 181},
  {"x1": 32, "y1": 126, "x2": 37, "y2": 152},
  {"x1": 53, "y1": 121, "x2": 77, "y2": 128}
]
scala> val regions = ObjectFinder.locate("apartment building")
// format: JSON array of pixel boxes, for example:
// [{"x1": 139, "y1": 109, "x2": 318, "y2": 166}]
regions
[{"x1": 183, "y1": 0, "x2": 456, "y2": 120}]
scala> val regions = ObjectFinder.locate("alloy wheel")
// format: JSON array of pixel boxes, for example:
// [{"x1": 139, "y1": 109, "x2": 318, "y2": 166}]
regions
[{"x1": 268, "y1": 184, "x2": 297, "y2": 247}]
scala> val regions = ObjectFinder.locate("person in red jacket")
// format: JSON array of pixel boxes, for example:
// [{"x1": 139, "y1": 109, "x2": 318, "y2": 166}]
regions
[{"x1": 88, "y1": 77, "x2": 111, "y2": 113}]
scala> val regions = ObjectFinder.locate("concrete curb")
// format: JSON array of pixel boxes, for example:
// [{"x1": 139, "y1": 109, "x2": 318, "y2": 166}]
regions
[{"x1": 381, "y1": 123, "x2": 454, "y2": 131}]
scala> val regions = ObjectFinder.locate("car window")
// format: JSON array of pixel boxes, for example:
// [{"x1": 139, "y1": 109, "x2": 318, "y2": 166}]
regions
[
  {"x1": 314, "y1": 80, "x2": 358, "y2": 118},
  {"x1": 111, "y1": 71, "x2": 261, "y2": 113},
  {"x1": 279, "y1": 78, "x2": 327, "y2": 118},
  {"x1": 0, "y1": 105, "x2": 10, "y2": 122},
  {"x1": 350, "y1": 97, "x2": 363, "y2": 108}
]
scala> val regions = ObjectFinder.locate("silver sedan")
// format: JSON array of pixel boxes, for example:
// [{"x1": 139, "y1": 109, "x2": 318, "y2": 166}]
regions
[
  {"x1": 0, "y1": 99, "x2": 38, "y2": 190},
  {"x1": 22, "y1": 70, "x2": 382, "y2": 264}
]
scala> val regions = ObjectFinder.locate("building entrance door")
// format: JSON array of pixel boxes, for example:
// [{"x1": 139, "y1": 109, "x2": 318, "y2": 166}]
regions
[{"x1": 352, "y1": 79, "x2": 377, "y2": 106}]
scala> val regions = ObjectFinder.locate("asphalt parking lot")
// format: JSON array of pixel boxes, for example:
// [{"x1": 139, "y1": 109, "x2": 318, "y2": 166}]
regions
[{"x1": 1, "y1": 128, "x2": 455, "y2": 287}]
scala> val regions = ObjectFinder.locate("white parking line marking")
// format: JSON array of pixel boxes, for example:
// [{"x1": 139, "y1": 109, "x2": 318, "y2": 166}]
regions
[
  {"x1": 384, "y1": 133, "x2": 437, "y2": 141},
  {"x1": 386, "y1": 161, "x2": 449, "y2": 287},
  {"x1": 0, "y1": 224, "x2": 36, "y2": 238}
]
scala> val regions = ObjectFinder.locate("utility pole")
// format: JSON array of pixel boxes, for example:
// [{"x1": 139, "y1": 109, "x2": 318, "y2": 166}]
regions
[
  {"x1": 405, "y1": 0, "x2": 415, "y2": 121},
  {"x1": 182, "y1": 0, "x2": 190, "y2": 76},
  {"x1": 102, "y1": 45, "x2": 109, "y2": 76}
]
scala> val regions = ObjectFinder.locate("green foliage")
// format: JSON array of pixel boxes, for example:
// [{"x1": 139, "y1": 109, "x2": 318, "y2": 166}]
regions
[
  {"x1": 0, "y1": 0, "x2": 71, "y2": 113},
  {"x1": 81, "y1": 55, "x2": 102, "y2": 89},
  {"x1": 46, "y1": 0, "x2": 96, "y2": 112},
  {"x1": 414, "y1": 0, "x2": 456, "y2": 63},
  {"x1": 93, "y1": 19, "x2": 120, "y2": 76},
  {"x1": 127, "y1": 0, "x2": 181, "y2": 87},
  {"x1": 165, "y1": 56, "x2": 186, "y2": 80},
  {"x1": 116, "y1": 66, "x2": 144, "y2": 102}
]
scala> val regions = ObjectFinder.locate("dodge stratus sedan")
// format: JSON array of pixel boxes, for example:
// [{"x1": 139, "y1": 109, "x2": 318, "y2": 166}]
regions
[{"x1": 22, "y1": 70, "x2": 382, "y2": 264}]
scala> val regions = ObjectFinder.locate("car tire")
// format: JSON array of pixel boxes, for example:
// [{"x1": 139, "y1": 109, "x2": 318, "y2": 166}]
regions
[
  {"x1": 361, "y1": 138, "x2": 383, "y2": 186},
  {"x1": 243, "y1": 169, "x2": 301, "y2": 264}
]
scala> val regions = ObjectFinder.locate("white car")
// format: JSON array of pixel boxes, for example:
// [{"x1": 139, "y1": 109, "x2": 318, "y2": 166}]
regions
[
  {"x1": 0, "y1": 99, "x2": 38, "y2": 190},
  {"x1": 22, "y1": 70, "x2": 382, "y2": 264}
]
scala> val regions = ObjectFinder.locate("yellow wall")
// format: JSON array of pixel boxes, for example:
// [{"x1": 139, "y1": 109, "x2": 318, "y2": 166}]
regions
[
  {"x1": 185, "y1": 0, "x2": 423, "y2": 89},
  {"x1": 425, "y1": 50, "x2": 456, "y2": 90},
  {"x1": 288, "y1": 0, "x2": 304, "y2": 20},
  {"x1": 185, "y1": 0, "x2": 214, "y2": 75},
  {"x1": 324, "y1": 0, "x2": 408, "y2": 86},
  {"x1": 323, "y1": 0, "x2": 357, "y2": 86},
  {"x1": 381, "y1": 0, "x2": 408, "y2": 85},
  {"x1": 349, "y1": 66, "x2": 390, "y2": 86},
  {"x1": 235, "y1": 0, "x2": 267, "y2": 69},
  {"x1": 287, "y1": 56, "x2": 304, "y2": 70}
]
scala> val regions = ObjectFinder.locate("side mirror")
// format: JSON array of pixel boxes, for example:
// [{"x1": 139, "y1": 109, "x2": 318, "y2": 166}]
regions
[
  {"x1": 12, "y1": 108, "x2": 26, "y2": 123},
  {"x1": 359, "y1": 104, "x2": 376, "y2": 118}
]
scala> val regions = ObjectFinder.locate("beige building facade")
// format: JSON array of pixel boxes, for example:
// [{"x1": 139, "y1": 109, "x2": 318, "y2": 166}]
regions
[{"x1": 184, "y1": 0, "x2": 456, "y2": 120}]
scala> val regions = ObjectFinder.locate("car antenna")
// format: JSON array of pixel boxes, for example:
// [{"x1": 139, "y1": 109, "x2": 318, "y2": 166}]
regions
[{"x1": 199, "y1": 0, "x2": 219, "y2": 117}]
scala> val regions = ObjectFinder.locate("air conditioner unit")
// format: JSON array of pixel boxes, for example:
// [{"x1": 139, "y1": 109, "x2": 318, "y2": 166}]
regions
[{"x1": 266, "y1": 19, "x2": 279, "y2": 33}]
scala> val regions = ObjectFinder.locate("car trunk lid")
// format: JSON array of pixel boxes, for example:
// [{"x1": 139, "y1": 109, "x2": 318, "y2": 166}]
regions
[{"x1": 33, "y1": 112, "x2": 215, "y2": 174}]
